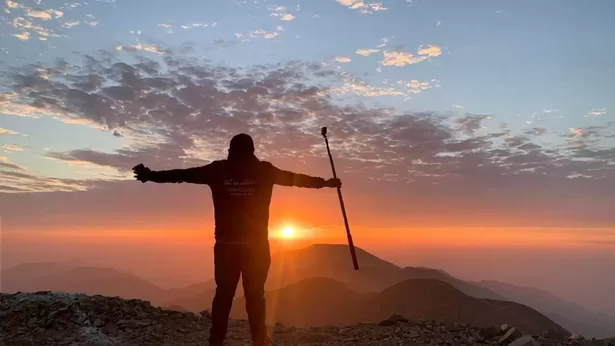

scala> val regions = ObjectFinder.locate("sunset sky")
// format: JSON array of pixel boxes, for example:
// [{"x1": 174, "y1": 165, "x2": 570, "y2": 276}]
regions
[{"x1": 1, "y1": 0, "x2": 614, "y2": 314}]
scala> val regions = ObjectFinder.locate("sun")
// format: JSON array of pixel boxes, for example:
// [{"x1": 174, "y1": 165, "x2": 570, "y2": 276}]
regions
[{"x1": 281, "y1": 226, "x2": 296, "y2": 239}]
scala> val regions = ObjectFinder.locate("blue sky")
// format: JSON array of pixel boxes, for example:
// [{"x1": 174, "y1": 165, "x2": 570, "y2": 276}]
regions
[{"x1": 1, "y1": 0, "x2": 614, "y2": 216}]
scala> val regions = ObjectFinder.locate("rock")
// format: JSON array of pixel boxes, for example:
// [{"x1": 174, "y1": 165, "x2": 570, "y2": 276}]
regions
[
  {"x1": 378, "y1": 319, "x2": 396, "y2": 326},
  {"x1": 479, "y1": 326, "x2": 499, "y2": 340},
  {"x1": 379, "y1": 314, "x2": 408, "y2": 326},
  {"x1": 508, "y1": 335, "x2": 541, "y2": 346},
  {"x1": 0, "y1": 291, "x2": 581, "y2": 346},
  {"x1": 568, "y1": 333, "x2": 585, "y2": 341},
  {"x1": 499, "y1": 326, "x2": 523, "y2": 344}
]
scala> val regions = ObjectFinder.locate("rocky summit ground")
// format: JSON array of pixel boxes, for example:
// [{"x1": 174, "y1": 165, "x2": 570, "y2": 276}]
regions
[{"x1": 1, "y1": 292, "x2": 614, "y2": 346}]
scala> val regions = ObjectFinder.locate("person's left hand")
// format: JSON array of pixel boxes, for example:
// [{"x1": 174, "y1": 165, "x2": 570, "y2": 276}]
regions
[
  {"x1": 133, "y1": 164, "x2": 152, "y2": 183},
  {"x1": 324, "y1": 178, "x2": 342, "y2": 188}
]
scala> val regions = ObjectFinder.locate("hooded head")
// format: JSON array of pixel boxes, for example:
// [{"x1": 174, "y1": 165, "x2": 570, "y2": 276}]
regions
[{"x1": 228, "y1": 133, "x2": 257, "y2": 161}]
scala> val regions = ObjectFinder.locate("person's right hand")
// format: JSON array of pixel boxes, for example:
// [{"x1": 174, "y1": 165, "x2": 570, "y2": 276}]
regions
[
  {"x1": 133, "y1": 164, "x2": 152, "y2": 183},
  {"x1": 324, "y1": 178, "x2": 342, "y2": 188}
]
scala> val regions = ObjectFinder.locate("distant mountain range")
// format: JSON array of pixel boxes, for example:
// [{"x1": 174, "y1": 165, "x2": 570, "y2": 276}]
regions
[
  {"x1": 2, "y1": 243, "x2": 614, "y2": 338},
  {"x1": 230, "y1": 276, "x2": 566, "y2": 336}
]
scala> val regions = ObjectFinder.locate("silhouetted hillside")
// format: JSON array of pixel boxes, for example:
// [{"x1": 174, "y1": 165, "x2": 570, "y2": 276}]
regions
[
  {"x1": 231, "y1": 277, "x2": 366, "y2": 326},
  {"x1": 2, "y1": 265, "x2": 167, "y2": 304},
  {"x1": 232, "y1": 276, "x2": 568, "y2": 336},
  {"x1": 402, "y1": 267, "x2": 504, "y2": 300},
  {"x1": 168, "y1": 244, "x2": 502, "y2": 311},
  {"x1": 477, "y1": 280, "x2": 615, "y2": 339},
  {"x1": 267, "y1": 243, "x2": 407, "y2": 292}
]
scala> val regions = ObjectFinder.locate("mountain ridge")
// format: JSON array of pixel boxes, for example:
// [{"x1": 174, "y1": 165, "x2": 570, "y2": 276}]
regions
[{"x1": 3, "y1": 243, "x2": 613, "y2": 339}]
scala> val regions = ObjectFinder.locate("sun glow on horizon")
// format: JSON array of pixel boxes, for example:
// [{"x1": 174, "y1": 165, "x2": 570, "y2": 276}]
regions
[{"x1": 281, "y1": 226, "x2": 296, "y2": 239}]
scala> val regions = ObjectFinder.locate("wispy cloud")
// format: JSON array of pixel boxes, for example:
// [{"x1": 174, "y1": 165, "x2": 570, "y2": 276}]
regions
[
  {"x1": 115, "y1": 43, "x2": 168, "y2": 55},
  {"x1": 268, "y1": 5, "x2": 295, "y2": 21},
  {"x1": 569, "y1": 128, "x2": 586, "y2": 138},
  {"x1": 586, "y1": 108, "x2": 607, "y2": 117},
  {"x1": 336, "y1": 0, "x2": 388, "y2": 14},
  {"x1": 25, "y1": 7, "x2": 63, "y2": 20},
  {"x1": 0, "y1": 128, "x2": 19, "y2": 135},
  {"x1": 61, "y1": 20, "x2": 80, "y2": 28},
  {"x1": 0, "y1": 156, "x2": 26, "y2": 171},
  {"x1": 417, "y1": 45, "x2": 442, "y2": 57},
  {"x1": 356, "y1": 48, "x2": 380, "y2": 56},
  {"x1": 12, "y1": 31, "x2": 30, "y2": 40},
  {"x1": 2, "y1": 144, "x2": 23, "y2": 152},
  {"x1": 9, "y1": 17, "x2": 66, "y2": 40},
  {"x1": 158, "y1": 23, "x2": 173, "y2": 34},
  {"x1": 83, "y1": 14, "x2": 98, "y2": 27},
  {"x1": 250, "y1": 28, "x2": 280, "y2": 39},
  {"x1": 331, "y1": 76, "x2": 434, "y2": 99},
  {"x1": 381, "y1": 44, "x2": 442, "y2": 67},
  {"x1": 3, "y1": 0, "x2": 86, "y2": 41},
  {"x1": 180, "y1": 22, "x2": 217, "y2": 29},
  {"x1": 333, "y1": 56, "x2": 351, "y2": 63},
  {"x1": 381, "y1": 51, "x2": 424, "y2": 66}
]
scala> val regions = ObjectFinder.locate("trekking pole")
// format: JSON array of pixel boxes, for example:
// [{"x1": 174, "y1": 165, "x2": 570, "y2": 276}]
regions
[{"x1": 321, "y1": 127, "x2": 360, "y2": 271}]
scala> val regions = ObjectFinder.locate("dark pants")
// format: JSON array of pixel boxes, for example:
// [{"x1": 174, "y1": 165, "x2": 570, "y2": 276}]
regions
[{"x1": 208, "y1": 241, "x2": 271, "y2": 345}]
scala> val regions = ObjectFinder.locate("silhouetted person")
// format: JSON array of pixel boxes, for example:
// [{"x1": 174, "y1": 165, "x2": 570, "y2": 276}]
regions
[{"x1": 133, "y1": 133, "x2": 341, "y2": 346}]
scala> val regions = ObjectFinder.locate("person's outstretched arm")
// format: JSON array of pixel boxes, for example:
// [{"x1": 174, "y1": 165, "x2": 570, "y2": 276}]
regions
[
  {"x1": 133, "y1": 162, "x2": 217, "y2": 184},
  {"x1": 270, "y1": 163, "x2": 341, "y2": 188}
]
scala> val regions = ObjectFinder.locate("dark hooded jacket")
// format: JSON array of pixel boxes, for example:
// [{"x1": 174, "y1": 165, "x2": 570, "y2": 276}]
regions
[{"x1": 147, "y1": 134, "x2": 326, "y2": 243}]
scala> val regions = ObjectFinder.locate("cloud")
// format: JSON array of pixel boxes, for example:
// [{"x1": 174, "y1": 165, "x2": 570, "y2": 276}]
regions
[
  {"x1": 381, "y1": 45, "x2": 442, "y2": 67},
  {"x1": 0, "y1": 128, "x2": 19, "y2": 135},
  {"x1": 9, "y1": 16, "x2": 66, "y2": 40},
  {"x1": 1, "y1": 47, "x2": 613, "y2": 227},
  {"x1": 25, "y1": 8, "x2": 63, "y2": 20},
  {"x1": 250, "y1": 29, "x2": 280, "y2": 39},
  {"x1": 455, "y1": 114, "x2": 492, "y2": 135},
  {"x1": 158, "y1": 23, "x2": 173, "y2": 34},
  {"x1": 542, "y1": 109, "x2": 559, "y2": 114},
  {"x1": 269, "y1": 5, "x2": 295, "y2": 20},
  {"x1": 12, "y1": 31, "x2": 30, "y2": 40},
  {"x1": 333, "y1": 56, "x2": 351, "y2": 63},
  {"x1": 0, "y1": 156, "x2": 26, "y2": 170},
  {"x1": 356, "y1": 48, "x2": 380, "y2": 56},
  {"x1": 6, "y1": 0, "x2": 19, "y2": 8},
  {"x1": 180, "y1": 22, "x2": 217, "y2": 29},
  {"x1": 0, "y1": 167, "x2": 99, "y2": 193},
  {"x1": 336, "y1": 0, "x2": 388, "y2": 14},
  {"x1": 418, "y1": 45, "x2": 442, "y2": 57},
  {"x1": 62, "y1": 20, "x2": 80, "y2": 28},
  {"x1": 2, "y1": 0, "x2": 92, "y2": 41},
  {"x1": 330, "y1": 76, "x2": 433, "y2": 99},
  {"x1": 381, "y1": 51, "x2": 424, "y2": 66},
  {"x1": 586, "y1": 108, "x2": 607, "y2": 117},
  {"x1": 2, "y1": 144, "x2": 23, "y2": 152},
  {"x1": 115, "y1": 43, "x2": 169, "y2": 55},
  {"x1": 84, "y1": 14, "x2": 98, "y2": 27},
  {"x1": 569, "y1": 128, "x2": 586, "y2": 138}
]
